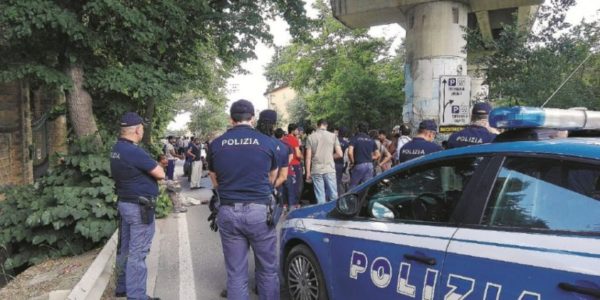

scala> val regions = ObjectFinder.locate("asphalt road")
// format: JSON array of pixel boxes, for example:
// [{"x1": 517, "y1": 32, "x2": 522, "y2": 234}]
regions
[{"x1": 150, "y1": 162, "x2": 291, "y2": 300}]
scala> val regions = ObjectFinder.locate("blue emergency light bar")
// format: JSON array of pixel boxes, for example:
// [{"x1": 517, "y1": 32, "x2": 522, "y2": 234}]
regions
[{"x1": 489, "y1": 106, "x2": 600, "y2": 130}]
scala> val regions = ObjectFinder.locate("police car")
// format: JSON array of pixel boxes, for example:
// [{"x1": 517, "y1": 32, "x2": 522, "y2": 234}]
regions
[{"x1": 281, "y1": 107, "x2": 600, "y2": 300}]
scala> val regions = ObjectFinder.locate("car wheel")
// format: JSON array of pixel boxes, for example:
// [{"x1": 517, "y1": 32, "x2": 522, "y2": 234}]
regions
[{"x1": 285, "y1": 244, "x2": 329, "y2": 300}]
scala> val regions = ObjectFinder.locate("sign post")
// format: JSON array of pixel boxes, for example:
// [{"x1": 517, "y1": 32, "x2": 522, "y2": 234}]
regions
[{"x1": 439, "y1": 76, "x2": 471, "y2": 133}]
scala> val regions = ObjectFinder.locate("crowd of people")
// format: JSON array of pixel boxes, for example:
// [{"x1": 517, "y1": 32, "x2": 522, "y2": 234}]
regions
[
  {"x1": 110, "y1": 100, "x2": 499, "y2": 300},
  {"x1": 201, "y1": 101, "x2": 497, "y2": 215}
]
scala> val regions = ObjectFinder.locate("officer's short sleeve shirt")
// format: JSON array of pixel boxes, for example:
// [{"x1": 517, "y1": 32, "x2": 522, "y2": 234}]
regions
[
  {"x1": 447, "y1": 125, "x2": 497, "y2": 149},
  {"x1": 273, "y1": 138, "x2": 290, "y2": 169},
  {"x1": 350, "y1": 133, "x2": 377, "y2": 164},
  {"x1": 208, "y1": 125, "x2": 278, "y2": 202},
  {"x1": 335, "y1": 138, "x2": 350, "y2": 165},
  {"x1": 110, "y1": 138, "x2": 159, "y2": 199},
  {"x1": 398, "y1": 137, "x2": 443, "y2": 163}
]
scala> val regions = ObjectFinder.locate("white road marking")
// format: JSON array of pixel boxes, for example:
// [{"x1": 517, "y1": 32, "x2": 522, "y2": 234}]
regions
[{"x1": 178, "y1": 213, "x2": 197, "y2": 300}]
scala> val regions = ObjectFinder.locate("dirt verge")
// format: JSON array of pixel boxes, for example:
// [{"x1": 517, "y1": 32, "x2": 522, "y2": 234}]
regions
[{"x1": 0, "y1": 248, "x2": 100, "y2": 300}]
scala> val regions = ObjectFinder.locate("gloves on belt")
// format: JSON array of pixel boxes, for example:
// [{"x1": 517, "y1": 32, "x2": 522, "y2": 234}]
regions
[{"x1": 207, "y1": 212, "x2": 218, "y2": 232}]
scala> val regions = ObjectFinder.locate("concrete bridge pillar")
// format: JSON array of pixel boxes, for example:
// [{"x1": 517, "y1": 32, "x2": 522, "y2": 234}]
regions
[
  {"x1": 403, "y1": 1, "x2": 468, "y2": 128},
  {"x1": 331, "y1": 0, "x2": 542, "y2": 131}
]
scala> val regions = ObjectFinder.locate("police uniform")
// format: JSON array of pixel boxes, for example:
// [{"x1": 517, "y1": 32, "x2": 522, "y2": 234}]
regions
[
  {"x1": 399, "y1": 120, "x2": 442, "y2": 163},
  {"x1": 447, "y1": 102, "x2": 497, "y2": 149},
  {"x1": 259, "y1": 109, "x2": 291, "y2": 199},
  {"x1": 447, "y1": 125, "x2": 496, "y2": 148},
  {"x1": 275, "y1": 137, "x2": 293, "y2": 204},
  {"x1": 111, "y1": 112, "x2": 160, "y2": 300},
  {"x1": 335, "y1": 131, "x2": 350, "y2": 193},
  {"x1": 349, "y1": 132, "x2": 377, "y2": 188},
  {"x1": 274, "y1": 137, "x2": 291, "y2": 173},
  {"x1": 209, "y1": 100, "x2": 280, "y2": 300}
]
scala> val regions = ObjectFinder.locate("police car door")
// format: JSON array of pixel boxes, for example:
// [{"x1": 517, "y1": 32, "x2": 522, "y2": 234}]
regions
[
  {"x1": 443, "y1": 156, "x2": 600, "y2": 299},
  {"x1": 329, "y1": 156, "x2": 487, "y2": 299}
]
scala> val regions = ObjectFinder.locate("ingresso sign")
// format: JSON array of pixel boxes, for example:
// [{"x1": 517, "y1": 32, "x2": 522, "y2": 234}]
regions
[{"x1": 439, "y1": 76, "x2": 471, "y2": 126}]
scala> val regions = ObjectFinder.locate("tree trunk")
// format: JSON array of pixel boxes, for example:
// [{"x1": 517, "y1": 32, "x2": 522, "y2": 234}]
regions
[
  {"x1": 142, "y1": 97, "x2": 156, "y2": 146},
  {"x1": 65, "y1": 65, "x2": 102, "y2": 146},
  {"x1": 48, "y1": 88, "x2": 68, "y2": 157}
]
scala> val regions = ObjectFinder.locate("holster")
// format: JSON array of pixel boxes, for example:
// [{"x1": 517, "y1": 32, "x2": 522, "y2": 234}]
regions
[
  {"x1": 207, "y1": 190, "x2": 220, "y2": 232},
  {"x1": 209, "y1": 189, "x2": 220, "y2": 213},
  {"x1": 138, "y1": 196, "x2": 156, "y2": 225}
]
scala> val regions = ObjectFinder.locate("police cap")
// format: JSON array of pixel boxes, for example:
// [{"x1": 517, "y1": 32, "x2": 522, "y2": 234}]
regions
[
  {"x1": 120, "y1": 112, "x2": 145, "y2": 127},
  {"x1": 472, "y1": 102, "x2": 492, "y2": 115},
  {"x1": 419, "y1": 120, "x2": 437, "y2": 132},
  {"x1": 230, "y1": 99, "x2": 255, "y2": 116}
]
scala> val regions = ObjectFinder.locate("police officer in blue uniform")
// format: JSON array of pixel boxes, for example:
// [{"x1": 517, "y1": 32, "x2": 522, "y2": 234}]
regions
[
  {"x1": 348, "y1": 122, "x2": 380, "y2": 188},
  {"x1": 257, "y1": 109, "x2": 290, "y2": 191},
  {"x1": 334, "y1": 126, "x2": 350, "y2": 193},
  {"x1": 208, "y1": 100, "x2": 280, "y2": 300},
  {"x1": 447, "y1": 102, "x2": 498, "y2": 148},
  {"x1": 399, "y1": 120, "x2": 442, "y2": 163},
  {"x1": 111, "y1": 112, "x2": 164, "y2": 300}
]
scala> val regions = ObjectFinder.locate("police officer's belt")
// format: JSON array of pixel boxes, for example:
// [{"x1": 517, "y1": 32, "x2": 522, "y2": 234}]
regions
[
  {"x1": 118, "y1": 197, "x2": 156, "y2": 204},
  {"x1": 220, "y1": 199, "x2": 270, "y2": 206}
]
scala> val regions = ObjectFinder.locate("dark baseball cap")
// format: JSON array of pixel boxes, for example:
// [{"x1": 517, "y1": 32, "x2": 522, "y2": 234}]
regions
[
  {"x1": 120, "y1": 112, "x2": 145, "y2": 127},
  {"x1": 472, "y1": 102, "x2": 492, "y2": 115},
  {"x1": 230, "y1": 99, "x2": 255, "y2": 116},
  {"x1": 419, "y1": 119, "x2": 437, "y2": 132},
  {"x1": 259, "y1": 109, "x2": 277, "y2": 122}
]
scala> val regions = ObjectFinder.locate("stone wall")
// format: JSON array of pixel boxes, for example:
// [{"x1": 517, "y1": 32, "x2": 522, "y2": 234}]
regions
[{"x1": 0, "y1": 81, "x2": 32, "y2": 187}]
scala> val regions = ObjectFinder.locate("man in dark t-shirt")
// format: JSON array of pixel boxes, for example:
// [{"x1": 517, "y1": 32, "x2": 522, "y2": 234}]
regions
[
  {"x1": 111, "y1": 112, "x2": 164, "y2": 300},
  {"x1": 208, "y1": 100, "x2": 280, "y2": 299},
  {"x1": 399, "y1": 120, "x2": 442, "y2": 163},
  {"x1": 334, "y1": 126, "x2": 350, "y2": 194},
  {"x1": 348, "y1": 122, "x2": 380, "y2": 188},
  {"x1": 447, "y1": 102, "x2": 497, "y2": 148}
]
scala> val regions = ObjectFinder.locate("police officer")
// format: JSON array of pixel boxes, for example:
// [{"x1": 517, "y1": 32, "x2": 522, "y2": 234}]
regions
[
  {"x1": 334, "y1": 126, "x2": 350, "y2": 194},
  {"x1": 399, "y1": 120, "x2": 442, "y2": 163},
  {"x1": 257, "y1": 109, "x2": 291, "y2": 190},
  {"x1": 447, "y1": 102, "x2": 498, "y2": 148},
  {"x1": 348, "y1": 122, "x2": 380, "y2": 188},
  {"x1": 111, "y1": 112, "x2": 164, "y2": 300},
  {"x1": 208, "y1": 100, "x2": 280, "y2": 300}
]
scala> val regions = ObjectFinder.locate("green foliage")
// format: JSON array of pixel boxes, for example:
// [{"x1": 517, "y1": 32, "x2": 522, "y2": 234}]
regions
[
  {"x1": 0, "y1": 0, "x2": 309, "y2": 145},
  {"x1": 286, "y1": 94, "x2": 310, "y2": 126},
  {"x1": 264, "y1": 0, "x2": 405, "y2": 130},
  {"x1": 188, "y1": 100, "x2": 229, "y2": 141},
  {"x1": 154, "y1": 188, "x2": 173, "y2": 219},
  {"x1": 465, "y1": 0, "x2": 600, "y2": 108},
  {"x1": 0, "y1": 135, "x2": 117, "y2": 271}
]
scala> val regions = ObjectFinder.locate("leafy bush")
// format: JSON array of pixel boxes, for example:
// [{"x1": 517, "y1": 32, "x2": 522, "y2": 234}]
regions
[
  {"x1": 0, "y1": 136, "x2": 117, "y2": 271},
  {"x1": 154, "y1": 187, "x2": 172, "y2": 219}
]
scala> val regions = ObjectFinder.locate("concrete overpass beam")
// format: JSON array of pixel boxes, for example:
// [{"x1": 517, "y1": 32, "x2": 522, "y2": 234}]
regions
[{"x1": 469, "y1": 0, "x2": 544, "y2": 12}]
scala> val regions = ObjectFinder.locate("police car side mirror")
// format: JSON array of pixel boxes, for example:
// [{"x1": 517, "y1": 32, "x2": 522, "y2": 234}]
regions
[{"x1": 336, "y1": 193, "x2": 360, "y2": 217}]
